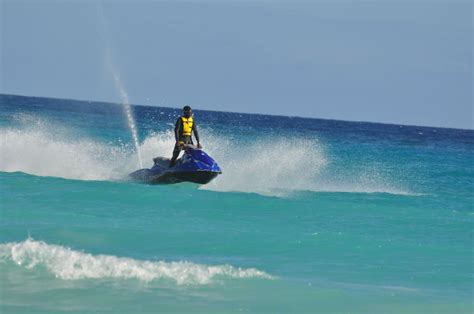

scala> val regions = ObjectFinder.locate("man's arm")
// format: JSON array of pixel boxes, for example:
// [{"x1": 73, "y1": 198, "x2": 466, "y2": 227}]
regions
[
  {"x1": 174, "y1": 118, "x2": 181, "y2": 142},
  {"x1": 193, "y1": 122, "x2": 200, "y2": 145}
]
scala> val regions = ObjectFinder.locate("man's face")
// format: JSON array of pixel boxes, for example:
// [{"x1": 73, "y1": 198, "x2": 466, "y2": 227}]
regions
[{"x1": 184, "y1": 110, "x2": 192, "y2": 118}]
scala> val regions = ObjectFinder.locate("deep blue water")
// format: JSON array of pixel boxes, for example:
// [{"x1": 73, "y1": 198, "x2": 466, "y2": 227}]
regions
[{"x1": 0, "y1": 94, "x2": 473, "y2": 313}]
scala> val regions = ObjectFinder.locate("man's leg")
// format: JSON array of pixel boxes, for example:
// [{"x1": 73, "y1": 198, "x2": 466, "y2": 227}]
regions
[{"x1": 169, "y1": 145, "x2": 181, "y2": 167}]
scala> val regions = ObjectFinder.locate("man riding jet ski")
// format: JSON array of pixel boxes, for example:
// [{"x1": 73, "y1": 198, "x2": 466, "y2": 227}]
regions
[
  {"x1": 129, "y1": 144, "x2": 221, "y2": 184},
  {"x1": 129, "y1": 106, "x2": 221, "y2": 184},
  {"x1": 170, "y1": 105, "x2": 200, "y2": 167}
]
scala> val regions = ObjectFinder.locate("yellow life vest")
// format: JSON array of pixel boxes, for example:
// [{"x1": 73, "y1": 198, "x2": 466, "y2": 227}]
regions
[{"x1": 181, "y1": 116, "x2": 193, "y2": 136}]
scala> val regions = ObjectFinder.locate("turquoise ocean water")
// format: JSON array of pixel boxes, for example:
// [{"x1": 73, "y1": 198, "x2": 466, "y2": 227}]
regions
[{"x1": 0, "y1": 94, "x2": 472, "y2": 313}]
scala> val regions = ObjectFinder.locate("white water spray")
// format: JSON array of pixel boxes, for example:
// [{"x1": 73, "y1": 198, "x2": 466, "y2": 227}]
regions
[
  {"x1": 109, "y1": 68, "x2": 143, "y2": 168},
  {"x1": 0, "y1": 117, "x2": 414, "y2": 196},
  {"x1": 97, "y1": 2, "x2": 143, "y2": 168}
]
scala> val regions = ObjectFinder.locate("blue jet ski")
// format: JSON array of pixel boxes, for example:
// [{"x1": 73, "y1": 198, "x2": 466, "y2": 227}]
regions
[{"x1": 129, "y1": 145, "x2": 222, "y2": 184}]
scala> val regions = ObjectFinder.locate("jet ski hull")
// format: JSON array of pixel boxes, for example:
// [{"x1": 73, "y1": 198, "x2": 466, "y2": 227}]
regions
[
  {"x1": 129, "y1": 169, "x2": 219, "y2": 185},
  {"x1": 129, "y1": 146, "x2": 221, "y2": 185}
]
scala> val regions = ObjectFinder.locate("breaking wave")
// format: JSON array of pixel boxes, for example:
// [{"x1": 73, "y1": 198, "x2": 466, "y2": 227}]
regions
[{"x1": 0, "y1": 238, "x2": 274, "y2": 285}]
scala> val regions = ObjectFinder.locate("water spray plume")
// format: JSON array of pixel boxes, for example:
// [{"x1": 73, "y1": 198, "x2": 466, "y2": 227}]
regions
[
  {"x1": 97, "y1": 2, "x2": 143, "y2": 168},
  {"x1": 109, "y1": 68, "x2": 143, "y2": 168}
]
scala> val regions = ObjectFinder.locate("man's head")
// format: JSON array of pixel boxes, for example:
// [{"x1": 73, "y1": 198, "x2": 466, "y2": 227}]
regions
[{"x1": 183, "y1": 105, "x2": 192, "y2": 118}]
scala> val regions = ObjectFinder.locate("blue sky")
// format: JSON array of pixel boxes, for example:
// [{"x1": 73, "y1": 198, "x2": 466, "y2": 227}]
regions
[{"x1": 1, "y1": 0, "x2": 472, "y2": 129}]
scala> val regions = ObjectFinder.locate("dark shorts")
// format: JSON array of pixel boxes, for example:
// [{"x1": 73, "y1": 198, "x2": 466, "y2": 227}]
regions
[
  {"x1": 172, "y1": 136, "x2": 193, "y2": 156},
  {"x1": 180, "y1": 136, "x2": 193, "y2": 145}
]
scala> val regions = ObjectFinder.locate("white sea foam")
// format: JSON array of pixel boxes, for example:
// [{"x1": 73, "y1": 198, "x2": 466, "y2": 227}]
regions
[
  {"x1": 0, "y1": 126, "x2": 132, "y2": 181},
  {"x1": 0, "y1": 115, "x2": 414, "y2": 196},
  {"x1": 199, "y1": 135, "x2": 414, "y2": 196},
  {"x1": 201, "y1": 138, "x2": 328, "y2": 196},
  {"x1": 0, "y1": 239, "x2": 273, "y2": 284}
]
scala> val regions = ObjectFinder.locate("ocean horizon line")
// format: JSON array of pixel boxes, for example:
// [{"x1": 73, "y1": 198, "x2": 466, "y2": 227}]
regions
[{"x1": 1, "y1": 92, "x2": 472, "y2": 132}]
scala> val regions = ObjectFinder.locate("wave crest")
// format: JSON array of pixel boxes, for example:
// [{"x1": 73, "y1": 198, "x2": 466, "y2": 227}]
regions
[{"x1": 0, "y1": 239, "x2": 274, "y2": 284}]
